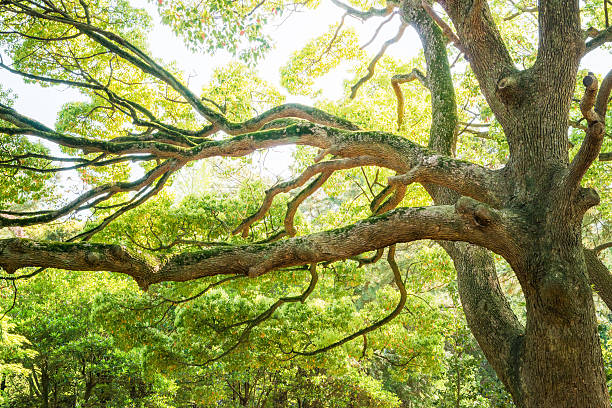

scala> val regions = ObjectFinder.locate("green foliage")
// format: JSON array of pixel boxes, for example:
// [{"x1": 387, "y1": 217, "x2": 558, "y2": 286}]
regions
[
  {"x1": 281, "y1": 25, "x2": 366, "y2": 96},
  {"x1": 201, "y1": 63, "x2": 285, "y2": 122},
  {"x1": 153, "y1": 0, "x2": 320, "y2": 64},
  {"x1": 0, "y1": 86, "x2": 55, "y2": 209},
  {"x1": 1, "y1": 0, "x2": 610, "y2": 406},
  {"x1": 0, "y1": 133, "x2": 54, "y2": 209},
  {"x1": 0, "y1": 269, "x2": 177, "y2": 407}
]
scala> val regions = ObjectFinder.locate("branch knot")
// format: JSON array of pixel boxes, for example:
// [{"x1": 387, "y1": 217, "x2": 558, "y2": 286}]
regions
[{"x1": 455, "y1": 196, "x2": 498, "y2": 227}]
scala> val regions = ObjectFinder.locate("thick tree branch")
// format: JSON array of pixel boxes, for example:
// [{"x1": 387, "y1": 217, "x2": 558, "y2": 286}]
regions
[
  {"x1": 187, "y1": 124, "x2": 506, "y2": 207},
  {"x1": 595, "y1": 69, "x2": 612, "y2": 119},
  {"x1": 593, "y1": 242, "x2": 612, "y2": 255},
  {"x1": 159, "y1": 201, "x2": 520, "y2": 281},
  {"x1": 0, "y1": 204, "x2": 523, "y2": 289},
  {"x1": 535, "y1": 0, "x2": 583, "y2": 67},
  {"x1": 0, "y1": 239, "x2": 152, "y2": 287},
  {"x1": 387, "y1": 155, "x2": 504, "y2": 208},
  {"x1": 436, "y1": 0, "x2": 516, "y2": 123},
  {"x1": 404, "y1": 5, "x2": 525, "y2": 402},
  {"x1": 441, "y1": 242, "x2": 525, "y2": 402},
  {"x1": 1, "y1": 105, "x2": 504, "y2": 229},
  {"x1": 580, "y1": 73, "x2": 600, "y2": 123},
  {"x1": 226, "y1": 103, "x2": 361, "y2": 134}
]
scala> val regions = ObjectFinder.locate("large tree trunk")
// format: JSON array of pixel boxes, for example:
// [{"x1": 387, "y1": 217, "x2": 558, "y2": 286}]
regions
[
  {"x1": 520, "y1": 240, "x2": 609, "y2": 406},
  {"x1": 403, "y1": 1, "x2": 612, "y2": 405}
]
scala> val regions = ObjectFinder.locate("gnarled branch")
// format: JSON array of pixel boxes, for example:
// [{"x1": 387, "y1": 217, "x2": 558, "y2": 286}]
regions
[
  {"x1": 293, "y1": 245, "x2": 406, "y2": 356},
  {"x1": 0, "y1": 203, "x2": 523, "y2": 289},
  {"x1": 331, "y1": 0, "x2": 393, "y2": 20},
  {"x1": 233, "y1": 156, "x2": 382, "y2": 238},
  {"x1": 565, "y1": 69, "x2": 612, "y2": 194},
  {"x1": 391, "y1": 69, "x2": 428, "y2": 128},
  {"x1": 350, "y1": 23, "x2": 408, "y2": 99}
]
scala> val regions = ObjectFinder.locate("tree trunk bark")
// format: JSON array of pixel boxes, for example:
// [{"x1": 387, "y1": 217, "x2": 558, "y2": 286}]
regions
[
  {"x1": 83, "y1": 378, "x2": 96, "y2": 404},
  {"x1": 519, "y1": 241, "x2": 609, "y2": 407},
  {"x1": 40, "y1": 361, "x2": 50, "y2": 408},
  {"x1": 406, "y1": 0, "x2": 612, "y2": 401}
]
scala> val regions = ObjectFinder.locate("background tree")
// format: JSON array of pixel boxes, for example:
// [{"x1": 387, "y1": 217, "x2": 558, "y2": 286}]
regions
[{"x1": 0, "y1": 0, "x2": 611, "y2": 407}]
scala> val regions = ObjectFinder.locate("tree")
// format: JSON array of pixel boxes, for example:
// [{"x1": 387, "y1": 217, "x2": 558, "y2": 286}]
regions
[
  {"x1": 0, "y1": 0, "x2": 611, "y2": 406},
  {"x1": 0, "y1": 269, "x2": 177, "y2": 408}
]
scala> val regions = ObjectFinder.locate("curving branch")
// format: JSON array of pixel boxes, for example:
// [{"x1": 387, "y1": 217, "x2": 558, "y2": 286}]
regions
[
  {"x1": 350, "y1": 248, "x2": 385, "y2": 267},
  {"x1": 565, "y1": 69, "x2": 612, "y2": 194},
  {"x1": 331, "y1": 0, "x2": 393, "y2": 20},
  {"x1": 361, "y1": 11, "x2": 399, "y2": 49},
  {"x1": 0, "y1": 159, "x2": 179, "y2": 228},
  {"x1": 233, "y1": 156, "x2": 383, "y2": 238},
  {"x1": 503, "y1": 4, "x2": 538, "y2": 21},
  {"x1": 185, "y1": 124, "x2": 506, "y2": 209},
  {"x1": 185, "y1": 264, "x2": 319, "y2": 366},
  {"x1": 293, "y1": 245, "x2": 406, "y2": 356},
  {"x1": 1, "y1": 105, "x2": 505, "y2": 231},
  {"x1": 0, "y1": 203, "x2": 524, "y2": 290},
  {"x1": 224, "y1": 103, "x2": 361, "y2": 135},
  {"x1": 420, "y1": 1, "x2": 464, "y2": 52},
  {"x1": 580, "y1": 73, "x2": 601, "y2": 123},
  {"x1": 282, "y1": 172, "x2": 331, "y2": 236},
  {"x1": 391, "y1": 69, "x2": 428, "y2": 128},
  {"x1": 350, "y1": 23, "x2": 408, "y2": 99},
  {"x1": 593, "y1": 242, "x2": 612, "y2": 256},
  {"x1": 584, "y1": 248, "x2": 612, "y2": 312},
  {"x1": 0, "y1": 1, "x2": 359, "y2": 140},
  {"x1": 372, "y1": 184, "x2": 407, "y2": 215}
]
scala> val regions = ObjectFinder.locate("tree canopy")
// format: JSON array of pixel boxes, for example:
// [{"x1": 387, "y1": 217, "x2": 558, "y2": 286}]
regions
[{"x1": 0, "y1": 0, "x2": 611, "y2": 406}]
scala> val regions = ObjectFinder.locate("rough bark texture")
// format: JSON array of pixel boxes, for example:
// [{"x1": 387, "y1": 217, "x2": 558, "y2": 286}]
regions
[
  {"x1": 402, "y1": 3, "x2": 526, "y2": 404},
  {"x1": 406, "y1": 1, "x2": 610, "y2": 406}
]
